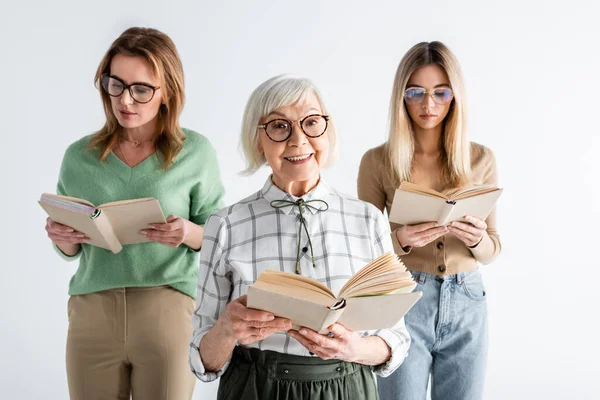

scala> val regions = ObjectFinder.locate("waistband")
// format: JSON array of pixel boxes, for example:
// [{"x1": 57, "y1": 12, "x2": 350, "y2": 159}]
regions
[
  {"x1": 410, "y1": 268, "x2": 480, "y2": 285},
  {"x1": 232, "y1": 346, "x2": 366, "y2": 381}
]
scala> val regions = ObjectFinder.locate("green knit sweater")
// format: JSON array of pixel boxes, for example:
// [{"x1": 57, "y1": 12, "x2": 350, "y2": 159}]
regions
[{"x1": 55, "y1": 129, "x2": 225, "y2": 298}]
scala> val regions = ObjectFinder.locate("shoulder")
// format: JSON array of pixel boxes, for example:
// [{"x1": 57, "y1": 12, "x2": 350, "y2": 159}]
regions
[
  {"x1": 205, "y1": 189, "x2": 265, "y2": 227},
  {"x1": 325, "y1": 184, "x2": 384, "y2": 220},
  {"x1": 62, "y1": 134, "x2": 97, "y2": 162},
  {"x1": 470, "y1": 142, "x2": 496, "y2": 163},
  {"x1": 181, "y1": 128, "x2": 215, "y2": 153},
  {"x1": 469, "y1": 141, "x2": 498, "y2": 181},
  {"x1": 360, "y1": 143, "x2": 386, "y2": 167}
]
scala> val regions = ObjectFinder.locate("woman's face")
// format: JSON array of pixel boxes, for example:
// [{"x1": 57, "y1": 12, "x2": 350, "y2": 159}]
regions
[
  {"x1": 404, "y1": 64, "x2": 453, "y2": 131},
  {"x1": 258, "y1": 92, "x2": 330, "y2": 188},
  {"x1": 106, "y1": 54, "x2": 163, "y2": 130}
]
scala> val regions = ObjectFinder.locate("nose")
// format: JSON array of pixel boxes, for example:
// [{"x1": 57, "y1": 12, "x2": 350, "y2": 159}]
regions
[
  {"x1": 421, "y1": 92, "x2": 436, "y2": 109},
  {"x1": 120, "y1": 89, "x2": 134, "y2": 105},
  {"x1": 287, "y1": 121, "x2": 307, "y2": 147}
]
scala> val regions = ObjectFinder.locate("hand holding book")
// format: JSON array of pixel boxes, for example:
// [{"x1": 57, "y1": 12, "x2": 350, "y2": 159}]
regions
[
  {"x1": 247, "y1": 253, "x2": 422, "y2": 335},
  {"x1": 44, "y1": 217, "x2": 89, "y2": 256}
]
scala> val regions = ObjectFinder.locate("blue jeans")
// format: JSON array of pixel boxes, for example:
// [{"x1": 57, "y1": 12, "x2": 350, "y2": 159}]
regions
[{"x1": 378, "y1": 269, "x2": 488, "y2": 400}]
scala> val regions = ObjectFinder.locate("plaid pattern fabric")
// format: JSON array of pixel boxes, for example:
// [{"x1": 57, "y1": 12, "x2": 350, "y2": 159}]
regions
[{"x1": 189, "y1": 177, "x2": 411, "y2": 382}]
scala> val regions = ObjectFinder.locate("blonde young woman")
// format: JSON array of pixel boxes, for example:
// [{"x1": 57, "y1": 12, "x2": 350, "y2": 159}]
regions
[
  {"x1": 358, "y1": 42, "x2": 501, "y2": 400},
  {"x1": 190, "y1": 75, "x2": 411, "y2": 400},
  {"x1": 44, "y1": 27, "x2": 224, "y2": 399}
]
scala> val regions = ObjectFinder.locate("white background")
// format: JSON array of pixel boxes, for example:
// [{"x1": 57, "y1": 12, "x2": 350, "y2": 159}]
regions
[{"x1": 1, "y1": 0, "x2": 598, "y2": 399}]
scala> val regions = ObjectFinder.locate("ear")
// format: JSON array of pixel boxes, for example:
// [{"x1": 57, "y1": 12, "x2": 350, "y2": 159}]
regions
[{"x1": 257, "y1": 139, "x2": 264, "y2": 154}]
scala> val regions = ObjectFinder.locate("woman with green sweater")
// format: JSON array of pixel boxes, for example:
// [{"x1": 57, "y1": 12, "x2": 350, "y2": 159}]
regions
[{"x1": 44, "y1": 27, "x2": 224, "y2": 399}]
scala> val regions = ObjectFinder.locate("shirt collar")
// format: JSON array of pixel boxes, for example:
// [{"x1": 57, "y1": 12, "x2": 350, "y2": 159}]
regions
[{"x1": 261, "y1": 175, "x2": 331, "y2": 215}]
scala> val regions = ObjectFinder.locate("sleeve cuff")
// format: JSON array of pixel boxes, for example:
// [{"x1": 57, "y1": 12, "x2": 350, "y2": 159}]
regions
[
  {"x1": 372, "y1": 322, "x2": 411, "y2": 377},
  {"x1": 391, "y1": 229, "x2": 412, "y2": 256},
  {"x1": 189, "y1": 330, "x2": 232, "y2": 382},
  {"x1": 53, "y1": 244, "x2": 81, "y2": 261},
  {"x1": 468, "y1": 233, "x2": 493, "y2": 262}
]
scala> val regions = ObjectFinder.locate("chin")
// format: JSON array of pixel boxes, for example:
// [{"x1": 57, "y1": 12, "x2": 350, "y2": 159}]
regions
[{"x1": 284, "y1": 167, "x2": 319, "y2": 183}]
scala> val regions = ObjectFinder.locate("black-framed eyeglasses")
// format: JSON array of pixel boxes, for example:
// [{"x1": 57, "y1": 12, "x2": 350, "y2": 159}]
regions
[
  {"x1": 258, "y1": 114, "x2": 330, "y2": 143},
  {"x1": 404, "y1": 87, "x2": 454, "y2": 105},
  {"x1": 101, "y1": 74, "x2": 160, "y2": 104}
]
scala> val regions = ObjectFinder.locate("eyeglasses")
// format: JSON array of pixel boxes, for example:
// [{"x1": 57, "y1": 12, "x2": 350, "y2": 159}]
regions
[
  {"x1": 258, "y1": 114, "x2": 330, "y2": 142},
  {"x1": 101, "y1": 74, "x2": 160, "y2": 104},
  {"x1": 404, "y1": 87, "x2": 454, "y2": 105}
]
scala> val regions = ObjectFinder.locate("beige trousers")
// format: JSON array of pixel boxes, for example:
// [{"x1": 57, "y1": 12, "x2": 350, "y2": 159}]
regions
[{"x1": 66, "y1": 286, "x2": 196, "y2": 399}]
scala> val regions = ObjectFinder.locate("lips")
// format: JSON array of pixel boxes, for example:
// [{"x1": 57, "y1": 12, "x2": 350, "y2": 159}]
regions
[
  {"x1": 119, "y1": 110, "x2": 136, "y2": 116},
  {"x1": 284, "y1": 154, "x2": 313, "y2": 162}
]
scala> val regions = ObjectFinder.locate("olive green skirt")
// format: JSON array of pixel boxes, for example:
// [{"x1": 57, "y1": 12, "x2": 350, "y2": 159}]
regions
[{"x1": 217, "y1": 347, "x2": 379, "y2": 400}]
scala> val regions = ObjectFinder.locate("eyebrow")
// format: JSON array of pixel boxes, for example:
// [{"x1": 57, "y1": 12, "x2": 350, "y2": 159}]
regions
[
  {"x1": 268, "y1": 107, "x2": 322, "y2": 119},
  {"x1": 406, "y1": 83, "x2": 451, "y2": 89},
  {"x1": 110, "y1": 74, "x2": 156, "y2": 87}
]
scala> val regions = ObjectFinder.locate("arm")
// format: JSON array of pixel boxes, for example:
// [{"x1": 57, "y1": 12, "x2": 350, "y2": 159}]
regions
[
  {"x1": 49, "y1": 146, "x2": 85, "y2": 260},
  {"x1": 189, "y1": 216, "x2": 291, "y2": 382},
  {"x1": 141, "y1": 140, "x2": 225, "y2": 250},
  {"x1": 358, "y1": 149, "x2": 409, "y2": 255},
  {"x1": 448, "y1": 149, "x2": 502, "y2": 264}
]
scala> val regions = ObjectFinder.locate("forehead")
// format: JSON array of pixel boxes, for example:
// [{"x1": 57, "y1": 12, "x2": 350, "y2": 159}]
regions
[
  {"x1": 110, "y1": 54, "x2": 158, "y2": 84},
  {"x1": 407, "y1": 64, "x2": 450, "y2": 87},
  {"x1": 268, "y1": 91, "x2": 322, "y2": 118}
]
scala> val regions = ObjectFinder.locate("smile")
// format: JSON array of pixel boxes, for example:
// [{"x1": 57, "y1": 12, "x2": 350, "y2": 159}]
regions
[{"x1": 285, "y1": 154, "x2": 313, "y2": 162}]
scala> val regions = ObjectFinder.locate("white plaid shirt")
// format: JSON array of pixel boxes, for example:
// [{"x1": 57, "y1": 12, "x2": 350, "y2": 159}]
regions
[{"x1": 189, "y1": 177, "x2": 411, "y2": 382}]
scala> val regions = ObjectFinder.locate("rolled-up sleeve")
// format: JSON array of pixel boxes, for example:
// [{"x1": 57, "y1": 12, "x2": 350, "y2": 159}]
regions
[
  {"x1": 189, "y1": 215, "x2": 233, "y2": 382},
  {"x1": 366, "y1": 209, "x2": 411, "y2": 376}
]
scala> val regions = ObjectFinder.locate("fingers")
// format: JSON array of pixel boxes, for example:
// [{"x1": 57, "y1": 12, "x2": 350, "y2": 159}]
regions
[
  {"x1": 327, "y1": 323, "x2": 349, "y2": 339},
  {"x1": 464, "y1": 216, "x2": 487, "y2": 230},
  {"x1": 48, "y1": 234, "x2": 89, "y2": 245},
  {"x1": 408, "y1": 222, "x2": 439, "y2": 233},
  {"x1": 413, "y1": 226, "x2": 448, "y2": 247},
  {"x1": 448, "y1": 227, "x2": 479, "y2": 242},
  {"x1": 46, "y1": 220, "x2": 89, "y2": 244},
  {"x1": 296, "y1": 327, "x2": 335, "y2": 349},
  {"x1": 231, "y1": 298, "x2": 277, "y2": 323},
  {"x1": 288, "y1": 329, "x2": 336, "y2": 360},
  {"x1": 234, "y1": 318, "x2": 293, "y2": 345},
  {"x1": 148, "y1": 216, "x2": 183, "y2": 232},
  {"x1": 449, "y1": 221, "x2": 481, "y2": 236},
  {"x1": 238, "y1": 325, "x2": 288, "y2": 345}
]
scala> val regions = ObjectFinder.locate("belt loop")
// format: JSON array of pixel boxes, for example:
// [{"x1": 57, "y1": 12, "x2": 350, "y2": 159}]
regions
[{"x1": 414, "y1": 271, "x2": 426, "y2": 284}]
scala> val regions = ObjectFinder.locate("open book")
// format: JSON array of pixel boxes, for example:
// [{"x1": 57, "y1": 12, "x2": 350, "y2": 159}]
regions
[
  {"x1": 39, "y1": 193, "x2": 166, "y2": 254},
  {"x1": 246, "y1": 253, "x2": 422, "y2": 334},
  {"x1": 389, "y1": 182, "x2": 503, "y2": 226}
]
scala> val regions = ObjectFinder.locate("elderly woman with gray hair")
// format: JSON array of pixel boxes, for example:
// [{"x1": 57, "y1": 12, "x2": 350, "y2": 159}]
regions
[{"x1": 189, "y1": 75, "x2": 411, "y2": 400}]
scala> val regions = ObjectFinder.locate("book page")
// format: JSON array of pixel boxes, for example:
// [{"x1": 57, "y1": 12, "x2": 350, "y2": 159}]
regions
[
  {"x1": 448, "y1": 185, "x2": 500, "y2": 200},
  {"x1": 40, "y1": 193, "x2": 96, "y2": 209},
  {"x1": 444, "y1": 189, "x2": 503, "y2": 225},
  {"x1": 258, "y1": 270, "x2": 336, "y2": 298},
  {"x1": 399, "y1": 182, "x2": 448, "y2": 199}
]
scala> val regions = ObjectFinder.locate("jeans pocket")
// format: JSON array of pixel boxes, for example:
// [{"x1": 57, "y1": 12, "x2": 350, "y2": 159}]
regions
[{"x1": 461, "y1": 270, "x2": 487, "y2": 302}]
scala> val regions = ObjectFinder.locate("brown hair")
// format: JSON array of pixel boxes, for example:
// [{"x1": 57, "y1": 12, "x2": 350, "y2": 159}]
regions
[{"x1": 88, "y1": 27, "x2": 186, "y2": 170}]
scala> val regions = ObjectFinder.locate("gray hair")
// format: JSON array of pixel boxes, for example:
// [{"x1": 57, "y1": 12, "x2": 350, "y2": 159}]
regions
[{"x1": 240, "y1": 74, "x2": 338, "y2": 175}]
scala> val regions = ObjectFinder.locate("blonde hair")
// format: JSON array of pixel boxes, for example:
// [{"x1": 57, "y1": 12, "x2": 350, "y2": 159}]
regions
[
  {"x1": 385, "y1": 41, "x2": 471, "y2": 187},
  {"x1": 88, "y1": 27, "x2": 186, "y2": 170},
  {"x1": 240, "y1": 74, "x2": 338, "y2": 175}
]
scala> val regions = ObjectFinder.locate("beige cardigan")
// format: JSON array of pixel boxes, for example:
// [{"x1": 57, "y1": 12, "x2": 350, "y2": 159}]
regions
[{"x1": 357, "y1": 142, "x2": 501, "y2": 276}]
